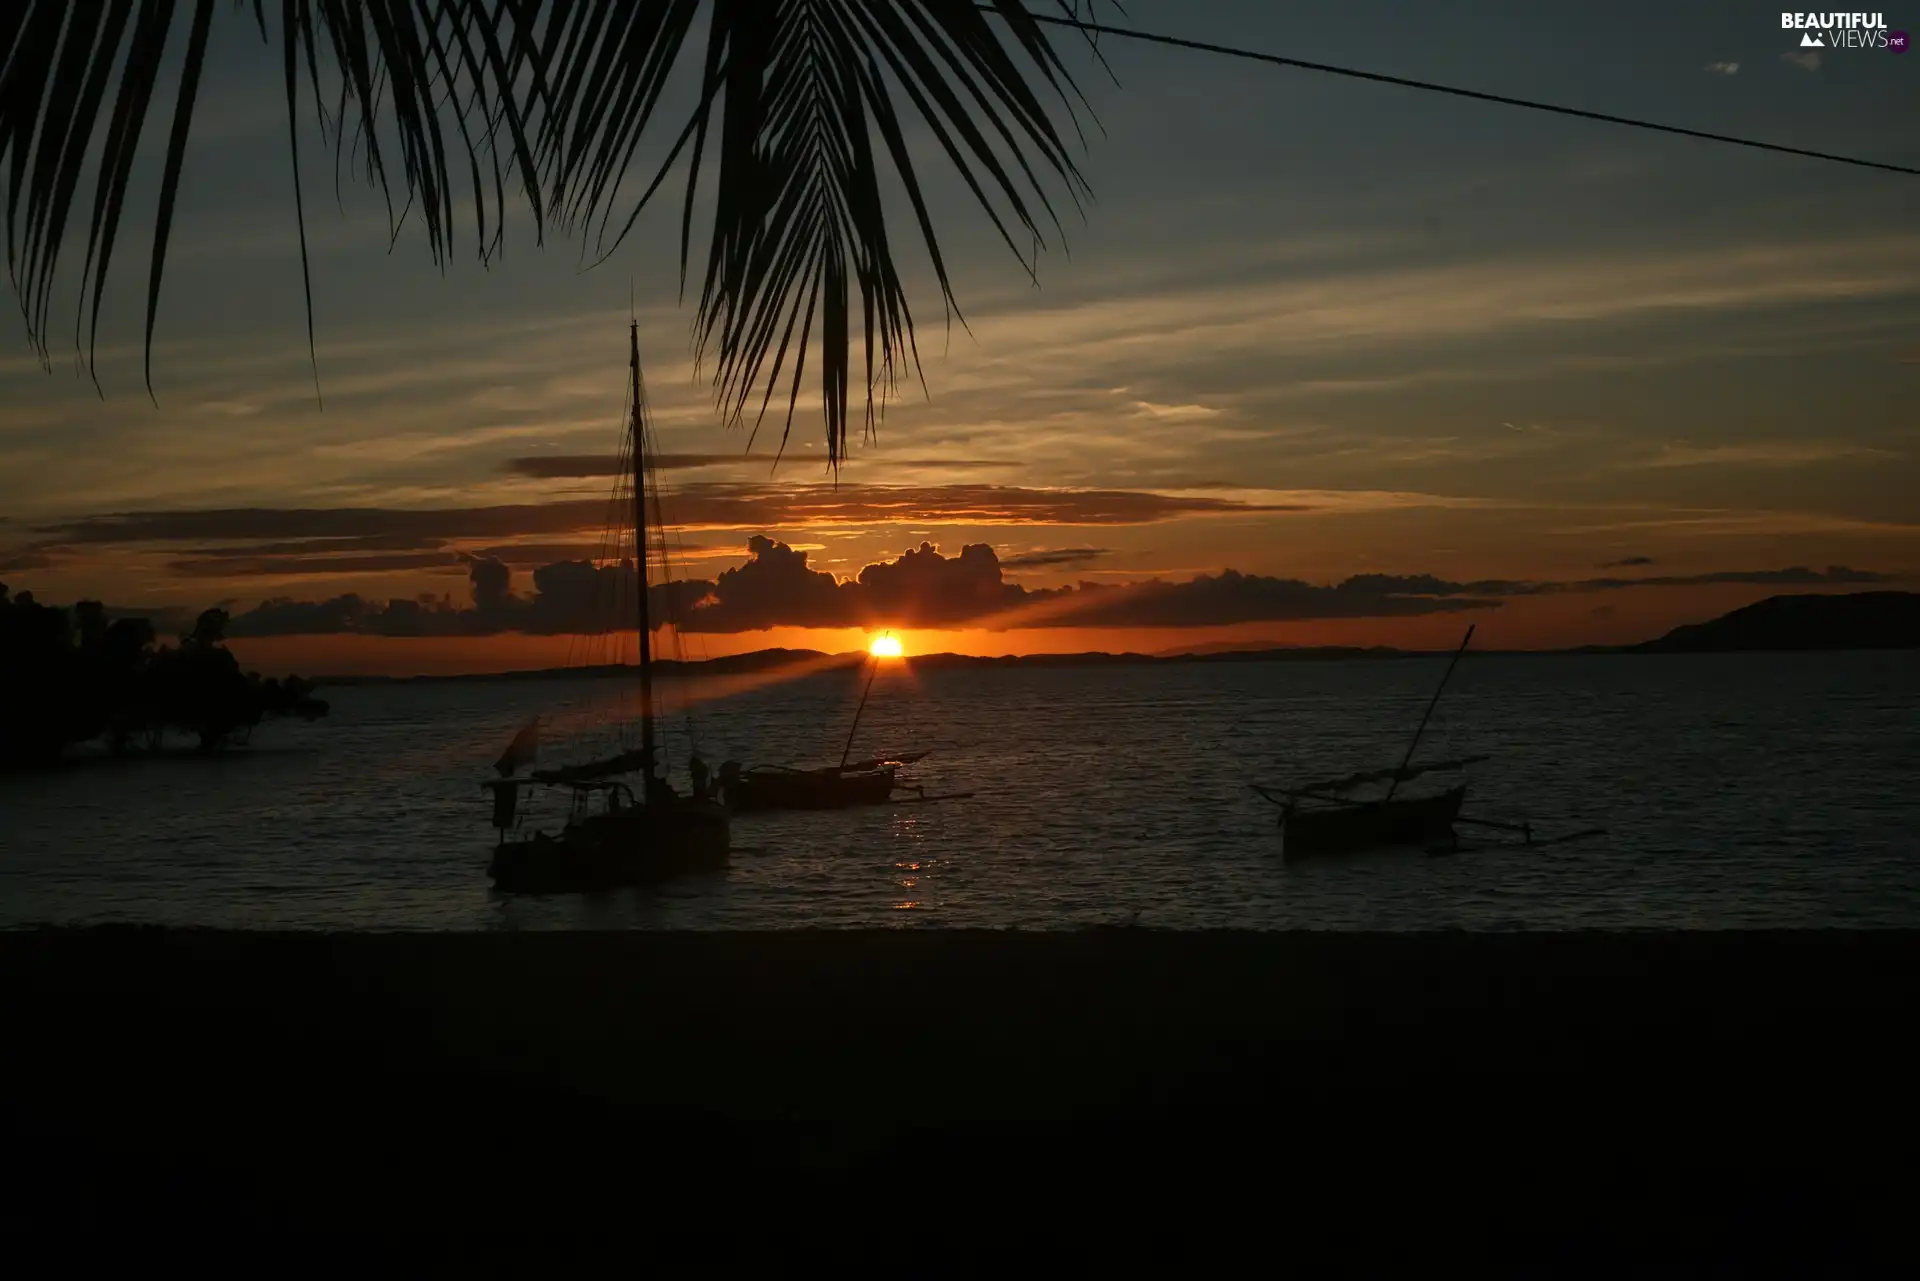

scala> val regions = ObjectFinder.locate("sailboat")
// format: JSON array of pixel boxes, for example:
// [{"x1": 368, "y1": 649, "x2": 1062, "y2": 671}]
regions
[
  {"x1": 481, "y1": 323, "x2": 729, "y2": 893},
  {"x1": 1251, "y1": 625, "x2": 1482, "y2": 858},
  {"x1": 724, "y1": 641, "x2": 927, "y2": 812}
]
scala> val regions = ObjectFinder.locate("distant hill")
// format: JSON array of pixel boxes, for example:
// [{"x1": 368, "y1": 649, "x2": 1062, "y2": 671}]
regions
[
  {"x1": 324, "y1": 647, "x2": 842, "y2": 685},
  {"x1": 1151, "y1": 639, "x2": 1296, "y2": 657},
  {"x1": 310, "y1": 590, "x2": 1919, "y2": 685},
  {"x1": 317, "y1": 643, "x2": 1430, "y2": 685},
  {"x1": 1636, "y1": 591, "x2": 1920, "y2": 654}
]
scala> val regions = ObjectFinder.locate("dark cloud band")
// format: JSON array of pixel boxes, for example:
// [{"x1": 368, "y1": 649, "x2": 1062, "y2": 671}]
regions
[
  {"x1": 189, "y1": 540, "x2": 1895, "y2": 638},
  {"x1": 25, "y1": 483, "x2": 1296, "y2": 551}
]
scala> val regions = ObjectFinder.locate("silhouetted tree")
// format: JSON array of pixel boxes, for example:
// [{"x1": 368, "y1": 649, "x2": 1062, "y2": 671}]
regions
[{"x1": 0, "y1": 585, "x2": 328, "y2": 768}]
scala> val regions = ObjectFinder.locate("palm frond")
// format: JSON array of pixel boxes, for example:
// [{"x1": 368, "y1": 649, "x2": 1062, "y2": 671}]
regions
[
  {"x1": 0, "y1": 0, "x2": 544, "y2": 396},
  {"x1": 3, "y1": 0, "x2": 1101, "y2": 466},
  {"x1": 545, "y1": 0, "x2": 1102, "y2": 467}
]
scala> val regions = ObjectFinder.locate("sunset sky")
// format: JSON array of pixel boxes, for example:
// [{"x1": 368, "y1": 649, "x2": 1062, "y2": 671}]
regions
[{"x1": 2, "y1": 2, "x2": 1915, "y2": 675}]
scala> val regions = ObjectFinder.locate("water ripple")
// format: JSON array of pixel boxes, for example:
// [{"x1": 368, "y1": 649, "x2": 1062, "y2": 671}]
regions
[{"x1": 1, "y1": 651, "x2": 1915, "y2": 930}]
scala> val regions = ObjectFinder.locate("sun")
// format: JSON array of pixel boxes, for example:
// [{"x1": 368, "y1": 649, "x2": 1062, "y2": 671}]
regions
[{"x1": 869, "y1": 634, "x2": 904, "y2": 659}]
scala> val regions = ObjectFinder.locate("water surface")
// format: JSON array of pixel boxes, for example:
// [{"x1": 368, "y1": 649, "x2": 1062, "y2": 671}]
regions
[{"x1": 3, "y1": 651, "x2": 1914, "y2": 930}]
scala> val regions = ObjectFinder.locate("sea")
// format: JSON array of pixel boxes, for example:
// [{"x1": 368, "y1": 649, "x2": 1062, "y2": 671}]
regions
[{"x1": 2, "y1": 651, "x2": 1915, "y2": 931}]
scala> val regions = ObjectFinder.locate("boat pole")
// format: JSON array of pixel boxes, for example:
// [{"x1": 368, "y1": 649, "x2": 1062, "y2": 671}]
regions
[
  {"x1": 839, "y1": 640, "x2": 886, "y2": 771},
  {"x1": 630, "y1": 321, "x2": 658, "y2": 793},
  {"x1": 1385, "y1": 624, "x2": 1474, "y2": 801}
]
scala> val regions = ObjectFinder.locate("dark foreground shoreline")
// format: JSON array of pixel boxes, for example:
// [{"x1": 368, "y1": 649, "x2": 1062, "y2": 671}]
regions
[{"x1": 4, "y1": 927, "x2": 1917, "y2": 1252}]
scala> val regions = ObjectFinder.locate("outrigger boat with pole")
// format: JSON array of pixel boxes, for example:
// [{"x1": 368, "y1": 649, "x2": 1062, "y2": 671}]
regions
[
  {"x1": 480, "y1": 323, "x2": 729, "y2": 893},
  {"x1": 1253, "y1": 625, "x2": 1483, "y2": 857},
  {"x1": 727, "y1": 637, "x2": 929, "y2": 812}
]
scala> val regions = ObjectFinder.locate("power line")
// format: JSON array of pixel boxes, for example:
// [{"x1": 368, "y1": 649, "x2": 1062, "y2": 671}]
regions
[{"x1": 998, "y1": 7, "x2": 1920, "y2": 179}]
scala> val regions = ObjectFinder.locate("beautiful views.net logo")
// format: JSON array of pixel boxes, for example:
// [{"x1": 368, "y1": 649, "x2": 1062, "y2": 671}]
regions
[{"x1": 1781, "y1": 12, "x2": 1908, "y2": 51}]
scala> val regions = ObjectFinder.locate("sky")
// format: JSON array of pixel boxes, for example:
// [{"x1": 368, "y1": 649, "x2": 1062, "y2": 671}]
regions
[{"x1": 2, "y1": 1, "x2": 1916, "y2": 674}]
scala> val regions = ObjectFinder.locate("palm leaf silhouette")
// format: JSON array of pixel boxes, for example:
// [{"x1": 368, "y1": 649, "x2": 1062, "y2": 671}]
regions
[{"x1": 0, "y1": 0, "x2": 1103, "y2": 464}]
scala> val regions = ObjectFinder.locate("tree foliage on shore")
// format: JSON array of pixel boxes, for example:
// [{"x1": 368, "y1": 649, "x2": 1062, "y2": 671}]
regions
[{"x1": 0, "y1": 585, "x2": 328, "y2": 768}]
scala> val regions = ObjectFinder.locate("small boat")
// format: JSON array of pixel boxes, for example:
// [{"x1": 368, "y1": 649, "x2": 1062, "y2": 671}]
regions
[
  {"x1": 724, "y1": 751, "x2": 928, "y2": 813},
  {"x1": 724, "y1": 641, "x2": 927, "y2": 813},
  {"x1": 726, "y1": 763, "x2": 899, "y2": 812},
  {"x1": 1265, "y1": 780, "x2": 1470, "y2": 857},
  {"x1": 482, "y1": 322, "x2": 728, "y2": 893},
  {"x1": 1253, "y1": 626, "x2": 1482, "y2": 859}
]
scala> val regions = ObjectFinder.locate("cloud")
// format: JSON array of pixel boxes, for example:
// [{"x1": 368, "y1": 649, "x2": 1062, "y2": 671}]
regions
[
  {"x1": 0, "y1": 552, "x2": 55, "y2": 574},
  {"x1": 1405, "y1": 565, "x2": 1892, "y2": 598},
  {"x1": 947, "y1": 236, "x2": 1920, "y2": 396},
  {"x1": 482, "y1": 540, "x2": 733, "y2": 565},
  {"x1": 1000, "y1": 547, "x2": 1114, "y2": 569},
  {"x1": 1127, "y1": 401, "x2": 1222, "y2": 422},
  {"x1": 31, "y1": 502, "x2": 616, "y2": 548},
  {"x1": 1565, "y1": 565, "x2": 1892, "y2": 591},
  {"x1": 28, "y1": 485, "x2": 1292, "y2": 560},
  {"x1": 178, "y1": 535, "x2": 450, "y2": 557},
  {"x1": 502, "y1": 454, "x2": 1022, "y2": 479},
  {"x1": 503, "y1": 454, "x2": 759, "y2": 478},
  {"x1": 1599, "y1": 555, "x2": 1656, "y2": 568},
  {"x1": 1025, "y1": 572, "x2": 1500, "y2": 629},
  {"x1": 210, "y1": 540, "x2": 1502, "y2": 636},
  {"x1": 461, "y1": 552, "x2": 513, "y2": 613},
  {"x1": 1632, "y1": 441, "x2": 1891, "y2": 469},
  {"x1": 1704, "y1": 61, "x2": 1740, "y2": 75},
  {"x1": 1783, "y1": 50, "x2": 1822, "y2": 71},
  {"x1": 185, "y1": 541, "x2": 1902, "y2": 639},
  {"x1": 155, "y1": 536, "x2": 738, "y2": 579},
  {"x1": 166, "y1": 551, "x2": 461, "y2": 578}
]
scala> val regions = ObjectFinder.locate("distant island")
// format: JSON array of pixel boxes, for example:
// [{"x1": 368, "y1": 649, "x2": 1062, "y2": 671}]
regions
[
  {"x1": 312, "y1": 591, "x2": 1919, "y2": 686},
  {"x1": 1630, "y1": 591, "x2": 1920, "y2": 654}
]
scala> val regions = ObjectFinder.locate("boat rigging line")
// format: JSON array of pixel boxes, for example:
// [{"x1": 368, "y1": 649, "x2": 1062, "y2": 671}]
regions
[
  {"x1": 841, "y1": 633, "x2": 892, "y2": 770},
  {"x1": 1386, "y1": 625, "x2": 1473, "y2": 802},
  {"x1": 989, "y1": 7, "x2": 1920, "y2": 179}
]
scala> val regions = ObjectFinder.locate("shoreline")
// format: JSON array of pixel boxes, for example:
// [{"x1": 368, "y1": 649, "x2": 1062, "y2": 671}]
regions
[
  {"x1": 308, "y1": 639, "x2": 1920, "y2": 687},
  {"x1": 4, "y1": 927, "x2": 1915, "y2": 1243}
]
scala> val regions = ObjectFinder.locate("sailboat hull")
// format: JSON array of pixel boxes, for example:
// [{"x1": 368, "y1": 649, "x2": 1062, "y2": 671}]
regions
[
  {"x1": 1282, "y1": 786, "x2": 1467, "y2": 858},
  {"x1": 729, "y1": 766, "x2": 898, "y2": 813},
  {"x1": 488, "y1": 799, "x2": 729, "y2": 894}
]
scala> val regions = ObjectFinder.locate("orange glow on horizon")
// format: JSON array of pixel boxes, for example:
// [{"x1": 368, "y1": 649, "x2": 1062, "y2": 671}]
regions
[
  {"x1": 869, "y1": 634, "x2": 904, "y2": 658},
  {"x1": 214, "y1": 581, "x2": 1847, "y2": 680}
]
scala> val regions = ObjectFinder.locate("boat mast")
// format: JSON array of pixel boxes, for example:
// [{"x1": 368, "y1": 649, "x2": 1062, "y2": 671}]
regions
[
  {"x1": 1385, "y1": 624, "x2": 1474, "y2": 801},
  {"x1": 630, "y1": 321, "x2": 658, "y2": 791},
  {"x1": 839, "y1": 639, "x2": 887, "y2": 771}
]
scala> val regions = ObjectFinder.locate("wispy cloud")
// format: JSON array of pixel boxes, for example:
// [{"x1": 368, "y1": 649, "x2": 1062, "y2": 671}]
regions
[
  {"x1": 23, "y1": 485, "x2": 1304, "y2": 561},
  {"x1": 1704, "y1": 61, "x2": 1740, "y2": 76},
  {"x1": 8, "y1": 230, "x2": 1917, "y2": 530},
  {"x1": 1128, "y1": 401, "x2": 1222, "y2": 422},
  {"x1": 1632, "y1": 441, "x2": 1897, "y2": 469},
  {"x1": 971, "y1": 236, "x2": 1920, "y2": 360},
  {"x1": 1000, "y1": 546, "x2": 1114, "y2": 569},
  {"x1": 1547, "y1": 510, "x2": 1920, "y2": 538},
  {"x1": 500, "y1": 453, "x2": 1019, "y2": 479},
  {"x1": 1783, "y1": 50, "x2": 1822, "y2": 71}
]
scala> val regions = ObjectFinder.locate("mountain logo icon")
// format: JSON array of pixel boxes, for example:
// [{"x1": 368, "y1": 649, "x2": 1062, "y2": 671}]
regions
[{"x1": 1799, "y1": 31, "x2": 1825, "y2": 47}]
